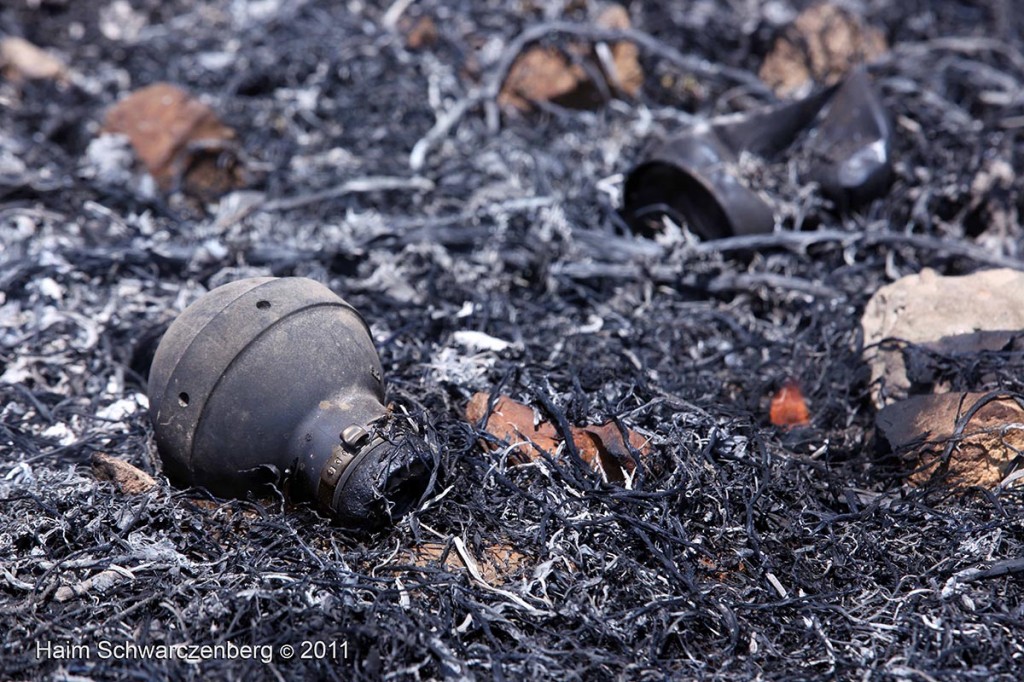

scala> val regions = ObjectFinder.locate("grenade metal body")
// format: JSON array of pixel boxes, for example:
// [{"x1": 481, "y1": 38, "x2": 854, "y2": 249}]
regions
[
  {"x1": 623, "y1": 85, "x2": 836, "y2": 239},
  {"x1": 806, "y1": 67, "x2": 893, "y2": 207},
  {"x1": 623, "y1": 68, "x2": 894, "y2": 237},
  {"x1": 147, "y1": 277, "x2": 434, "y2": 528}
]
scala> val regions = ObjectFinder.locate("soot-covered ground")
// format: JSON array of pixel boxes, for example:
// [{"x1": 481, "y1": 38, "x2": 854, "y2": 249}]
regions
[{"x1": 2, "y1": 0, "x2": 1024, "y2": 680}]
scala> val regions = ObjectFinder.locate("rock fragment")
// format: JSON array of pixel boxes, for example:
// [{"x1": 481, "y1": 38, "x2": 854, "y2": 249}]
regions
[
  {"x1": 0, "y1": 36, "x2": 68, "y2": 83},
  {"x1": 466, "y1": 392, "x2": 650, "y2": 482},
  {"x1": 404, "y1": 16, "x2": 438, "y2": 50},
  {"x1": 466, "y1": 392, "x2": 563, "y2": 460},
  {"x1": 406, "y1": 542, "x2": 527, "y2": 585},
  {"x1": 499, "y1": 46, "x2": 594, "y2": 112},
  {"x1": 92, "y1": 453, "x2": 158, "y2": 494},
  {"x1": 594, "y1": 4, "x2": 643, "y2": 98},
  {"x1": 498, "y1": 5, "x2": 643, "y2": 112},
  {"x1": 102, "y1": 83, "x2": 246, "y2": 200},
  {"x1": 876, "y1": 392, "x2": 1024, "y2": 489},
  {"x1": 769, "y1": 379, "x2": 811, "y2": 429},
  {"x1": 864, "y1": 269, "x2": 1024, "y2": 489},
  {"x1": 861, "y1": 268, "x2": 1024, "y2": 407},
  {"x1": 759, "y1": 3, "x2": 888, "y2": 97}
]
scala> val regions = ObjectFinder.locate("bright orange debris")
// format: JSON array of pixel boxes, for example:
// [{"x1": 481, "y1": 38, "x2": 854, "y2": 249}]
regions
[{"x1": 770, "y1": 380, "x2": 811, "y2": 429}]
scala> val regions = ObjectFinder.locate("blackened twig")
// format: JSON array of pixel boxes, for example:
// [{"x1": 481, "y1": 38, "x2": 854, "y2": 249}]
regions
[{"x1": 692, "y1": 229, "x2": 1024, "y2": 271}]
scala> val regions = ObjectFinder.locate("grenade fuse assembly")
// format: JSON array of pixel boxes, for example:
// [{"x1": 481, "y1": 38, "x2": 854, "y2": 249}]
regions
[{"x1": 147, "y1": 277, "x2": 435, "y2": 528}]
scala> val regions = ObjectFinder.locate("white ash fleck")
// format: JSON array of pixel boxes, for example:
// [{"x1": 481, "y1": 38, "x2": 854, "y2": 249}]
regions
[
  {"x1": 0, "y1": 355, "x2": 32, "y2": 384},
  {"x1": 452, "y1": 330, "x2": 512, "y2": 353},
  {"x1": 230, "y1": 0, "x2": 283, "y2": 25},
  {"x1": 115, "y1": 278, "x2": 145, "y2": 299},
  {"x1": 275, "y1": 86, "x2": 321, "y2": 113},
  {"x1": 429, "y1": 347, "x2": 494, "y2": 387},
  {"x1": 35, "y1": 277, "x2": 63, "y2": 302},
  {"x1": 208, "y1": 190, "x2": 266, "y2": 233},
  {"x1": 42, "y1": 422, "x2": 77, "y2": 446},
  {"x1": 0, "y1": 142, "x2": 29, "y2": 181},
  {"x1": 197, "y1": 51, "x2": 237, "y2": 72},
  {"x1": 192, "y1": 239, "x2": 230, "y2": 266},
  {"x1": 81, "y1": 134, "x2": 138, "y2": 190},
  {"x1": 289, "y1": 147, "x2": 362, "y2": 183},
  {"x1": 126, "y1": 532, "x2": 191, "y2": 568},
  {"x1": 574, "y1": 315, "x2": 604, "y2": 335},
  {"x1": 99, "y1": 0, "x2": 148, "y2": 42},
  {"x1": 204, "y1": 266, "x2": 272, "y2": 292},
  {"x1": 3, "y1": 462, "x2": 34, "y2": 486},
  {"x1": 96, "y1": 394, "x2": 147, "y2": 422},
  {"x1": 354, "y1": 253, "x2": 422, "y2": 304},
  {"x1": 342, "y1": 209, "x2": 395, "y2": 244}
]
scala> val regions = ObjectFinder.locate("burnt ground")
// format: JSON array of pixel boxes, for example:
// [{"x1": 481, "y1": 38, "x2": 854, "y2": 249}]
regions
[{"x1": 2, "y1": 0, "x2": 1024, "y2": 680}]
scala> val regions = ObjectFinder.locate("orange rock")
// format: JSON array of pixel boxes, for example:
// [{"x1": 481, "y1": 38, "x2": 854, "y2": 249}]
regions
[
  {"x1": 759, "y1": 3, "x2": 887, "y2": 97},
  {"x1": 405, "y1": 541, "x2": 527, "y2": 585},
  {"x1": 877, "y1": 393, "x2": 1024, "y2": 489},
  {"x1": 770, "y1": 380, "x2": 811, "y2": 429},
  {"x1": 498, "y1": 46, "x2": 594, "y2": 112},
  {"x1": 102, "y1": 83, "x2": 245, "y2": 199},
  {"x1": 499, "y1": 5, "x2": 643, "y2": 112},
  {"x1": 91, "y1": 453, "x2": 157, "y2": 494},
  {"x1": 465, "y1": 392, "x2": 562, "y2": 462},
  {"x1": 573, "y1": 422, "x2": 648, "y2": 481},
  {"x1": 595, "y1": 4, "x2": 643, "y2": 97},
  {"x1": 405, "y1": 16, "x2": 438, "y2": 50},
  {"x1": 466, "y1": 392, "x2": 650, "y2": 481}
]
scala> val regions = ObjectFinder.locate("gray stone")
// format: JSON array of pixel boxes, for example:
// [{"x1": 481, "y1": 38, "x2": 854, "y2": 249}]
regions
[{"x1": 861, "y1": 268, "x2": 1024, "y2": 406}]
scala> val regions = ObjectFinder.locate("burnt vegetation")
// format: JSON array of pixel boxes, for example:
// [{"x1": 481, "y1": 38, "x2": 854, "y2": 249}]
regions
[{"x1": 2, "y1": 0, "x2": 1024, "y2": 679}]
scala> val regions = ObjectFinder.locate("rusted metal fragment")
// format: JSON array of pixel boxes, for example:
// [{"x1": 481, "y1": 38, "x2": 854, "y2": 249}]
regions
[
  {"x1": 877, "y1": 392, "x2": 1024, "y2": 489},
  {"x1": 759, "y1": 3, "x2": 888, "y2": 97},
  {"x1": 92, "y1": 453, "x2": 158, "y2": 495},
  {"x1": 466, "y1": 392, "x2": 650, "y2": 482},
  {"x1": 102, "y1": 83, "x2": 246, "y2": 200}
]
